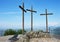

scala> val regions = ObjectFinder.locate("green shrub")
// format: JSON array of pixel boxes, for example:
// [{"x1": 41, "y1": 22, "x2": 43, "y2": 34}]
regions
[
  {"x1": 17, "y1": 29, "x2": 26, "y2": 34},
  {"x1": 4, "y1": 29, "x2": 17, "y2": 36},
  {"x1": 4, "y1": 29, "x2": 26, "y2": 36},
  {"x1": 38, "y1": 30, "x2": 43, "y2": 32}
]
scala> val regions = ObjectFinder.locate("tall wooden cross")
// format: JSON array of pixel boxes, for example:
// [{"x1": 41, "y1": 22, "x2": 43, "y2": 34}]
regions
[
  {"x1": 26, "y1": 6, "x2": 37, "y2": 31},
  {"x1": 40, "y1": 9, "x2": 53, "y2": 33},
  {"x1": 19, "y1": 2, "x2": 26, "y2": 34}
]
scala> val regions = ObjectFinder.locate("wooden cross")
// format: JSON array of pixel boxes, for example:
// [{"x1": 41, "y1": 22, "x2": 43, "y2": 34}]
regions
[
  {"x1": 19, "y1": 2, "x2": 26, "y2": 34},
  {"x1": 40, "y1": 9, "x2": 53, "y2": 33},
  {"x1": 26, "y1": 6, "x2": 37, "y2": 31}
]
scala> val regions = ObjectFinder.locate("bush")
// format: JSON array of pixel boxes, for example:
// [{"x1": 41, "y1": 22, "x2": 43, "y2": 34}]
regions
[
  {"x1": 17, "y1": 29, "x2": 26, "y2": 34},
  {"x1": 38, "y1": 30, "x2": 43, "y2": 32},
  {"x1": 4, "y1": 29, "x2": 17, "y2": 36},
  {"x1": 4, "y1": 29, "x2": 26, "y2": 36}
]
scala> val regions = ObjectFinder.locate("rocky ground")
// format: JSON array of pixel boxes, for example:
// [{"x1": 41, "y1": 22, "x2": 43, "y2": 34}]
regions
[
  {"x1": 0, "y1": 31, "x2": 60, "y2": 42},
  {"x1": 29, "y1": 38, "x2": 60, "y2": 42}
]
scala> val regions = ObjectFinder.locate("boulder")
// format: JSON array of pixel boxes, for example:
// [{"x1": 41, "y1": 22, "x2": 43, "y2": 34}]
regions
[{"x1": 18, "y1": 35, "x2": 29, "y2": 42}]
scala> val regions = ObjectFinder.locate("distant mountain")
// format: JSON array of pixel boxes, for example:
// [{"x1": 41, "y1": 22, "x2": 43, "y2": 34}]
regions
[
  {"x1": 52, "y1": 27, "x2": 60, "y2": 35},
  {"x1": 0, "y1": 29, "x2": 5, "y2": 36}
]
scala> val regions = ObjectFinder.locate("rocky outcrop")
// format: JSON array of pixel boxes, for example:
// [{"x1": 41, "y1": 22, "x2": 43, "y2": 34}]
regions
[
  {"x1": 25, "y1": 31, "x2": 51, "y2": 38},
  {"x1": 0, "y1": 33, "x2": 60, "y2": 42},
  {"x1": 16, "y1": 31, "x2": 51, "y2": 42},
  {"x1": 18, "y1": 35, "x2": 30, "y2": 42}
]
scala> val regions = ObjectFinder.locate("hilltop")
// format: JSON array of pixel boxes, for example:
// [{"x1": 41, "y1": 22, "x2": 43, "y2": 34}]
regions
[{"x1": 0, "y1": 31, "x2": 60, "y2": 42}]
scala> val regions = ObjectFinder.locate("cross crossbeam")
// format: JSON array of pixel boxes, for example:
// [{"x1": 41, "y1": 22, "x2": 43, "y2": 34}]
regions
[
  {"x1": 19, "y1": 5, "x2": 26, "y2": 12},
  {"x1": 40, "y1": 13, "x2": 53, "y2": 15},
  {"x1": 26, "y1": 6, "x2": 37, "y2": 31},
  {"x1": 26, "y1": 9, "x2": 37, "y2": 13},
  {"x1": 40, "y1": 9, "x2": 53, "y2": 33}
]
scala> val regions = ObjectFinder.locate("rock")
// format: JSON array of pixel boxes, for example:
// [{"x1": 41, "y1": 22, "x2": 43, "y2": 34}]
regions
[
  {"x1": 25, "y1": 31, "x2": 35, "y2": 38},
  {"x1": 25, "y1": 31, "x2": 51, "y2": 38},
  {"x1": 18, "y1": 35, "x2": 29, "y2": 42}
]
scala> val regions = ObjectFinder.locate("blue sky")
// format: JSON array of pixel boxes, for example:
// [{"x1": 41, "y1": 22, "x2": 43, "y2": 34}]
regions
[{"x1": 0, "y1": 0, "x2": 60, "y2": 29}]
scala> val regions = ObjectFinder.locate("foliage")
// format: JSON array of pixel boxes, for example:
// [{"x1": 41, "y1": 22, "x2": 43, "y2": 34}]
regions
[
  {"x1": 4, "y1": 29, "x2": 26, "y2": 36},
  {"x1": 4, "y1": 29, "x2": 17, "y2": 36},
  {"x1": 38, "y1": 30, "x2": 43, "y2": 32},
  {"x1": 17, "y1": 29, "x2": 26, "y2": 34}
]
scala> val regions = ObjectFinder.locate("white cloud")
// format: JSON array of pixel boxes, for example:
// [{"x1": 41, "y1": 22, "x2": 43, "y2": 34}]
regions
[
  {"x1": 0, "y1": 12, "x2": 20, "y2": 14},
  {"x1": 33, "y1": 22, "x2": 60, "y2": 27},
  {"x1": 0, "y1": 22, "x2": 22, "y2": 28},
  {"x1": 48, "y1": 22, "x2": 59, "y2": 26}
]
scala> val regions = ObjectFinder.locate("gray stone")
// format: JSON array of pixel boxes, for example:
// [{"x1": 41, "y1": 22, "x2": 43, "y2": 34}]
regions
[
  {"x1": 18, "y1": 35, "x2": 29, "y2": 42},
  {"x1": 25, "y1": 31, "x2": 51, "y2": 38}
]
